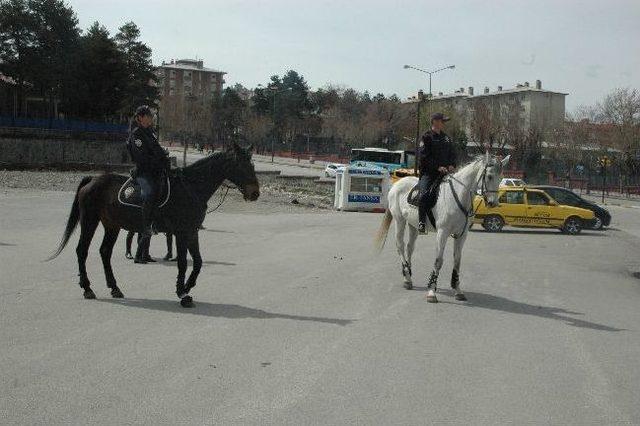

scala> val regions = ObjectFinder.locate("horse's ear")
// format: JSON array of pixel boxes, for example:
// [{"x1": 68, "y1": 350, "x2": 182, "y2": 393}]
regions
[{"x1": 501, "y1": 154, "x2": 511, "y2": 168}]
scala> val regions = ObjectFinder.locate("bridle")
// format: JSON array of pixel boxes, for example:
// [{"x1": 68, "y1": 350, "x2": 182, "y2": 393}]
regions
[{"x1": 445, "y1": 160, "x2": 500, "y2": 238}]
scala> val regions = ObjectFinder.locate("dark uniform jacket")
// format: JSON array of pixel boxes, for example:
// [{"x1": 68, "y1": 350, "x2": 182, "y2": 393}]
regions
[
  {"x1": 126, "y1": 126, "x2": 168, "y2": 175},
  {"x1": 419, "y1": 130, "x2": 457, "y2": 178}
]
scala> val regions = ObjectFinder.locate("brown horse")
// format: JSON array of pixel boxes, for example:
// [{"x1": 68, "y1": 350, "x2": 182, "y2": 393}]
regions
[{"x1": 47, "y1": 144, "x2": 260, "y2": 307}]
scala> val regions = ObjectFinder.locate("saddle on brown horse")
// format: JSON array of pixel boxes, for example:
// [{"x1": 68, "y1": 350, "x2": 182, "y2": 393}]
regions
[{"x1": 117, "y1": 175, "x2": 171, "y2": 209}]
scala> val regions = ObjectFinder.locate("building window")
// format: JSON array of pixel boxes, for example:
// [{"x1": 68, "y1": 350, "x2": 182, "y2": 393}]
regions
[
  {"x1": 170, "y1": 70, "x2": 176, "y2": 78},
  {"x1": 169, "y1": 88, "x2": 175, "y2": 96}
]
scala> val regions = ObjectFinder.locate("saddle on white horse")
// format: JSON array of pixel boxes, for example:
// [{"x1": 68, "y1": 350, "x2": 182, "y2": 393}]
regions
[
  {"x1": 407, "y1": 178, "x2": 443, "y2": 228},
  {"x1": 407, "y1": 180, "x2": 442, "y2": 207},
  {"x1": 117, "y1": 176, "x2": 171, "y2": 209}
]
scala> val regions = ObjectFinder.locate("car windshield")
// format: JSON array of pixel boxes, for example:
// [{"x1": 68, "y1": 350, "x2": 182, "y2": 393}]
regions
[{"x1": 548, "y1": 189, "x2": 580, "y2": 205}]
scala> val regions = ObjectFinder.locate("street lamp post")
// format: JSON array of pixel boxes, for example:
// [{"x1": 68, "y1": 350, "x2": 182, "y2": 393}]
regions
[
  {"x1": 403, "y1": 64, "x2": 455, "y2": 174},
  {"x1": 259, "y1": 85, "x2": 292, "y2": 163}
]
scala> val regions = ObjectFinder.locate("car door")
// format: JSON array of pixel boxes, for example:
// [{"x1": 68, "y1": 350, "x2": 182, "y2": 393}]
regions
[
  {"x1": 525, "y1": 190, "x2": 562, "y2": 227},
  {"x1": 498, "y1": 190, "x2": 527, "y2": 226}
]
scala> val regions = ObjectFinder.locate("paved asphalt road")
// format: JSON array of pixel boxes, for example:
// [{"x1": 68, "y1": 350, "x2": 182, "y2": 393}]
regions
[{"x1": 1, "y1": 189, "x2": 640, "y2": 425}]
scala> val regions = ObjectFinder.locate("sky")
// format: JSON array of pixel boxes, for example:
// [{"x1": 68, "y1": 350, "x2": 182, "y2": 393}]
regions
[{"x1": 66, "y1": 0, "x2": 640, "y2": 111}]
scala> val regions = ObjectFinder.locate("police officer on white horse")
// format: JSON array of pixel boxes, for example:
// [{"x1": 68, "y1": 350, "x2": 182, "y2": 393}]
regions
[{"x1": 418, "y1": 112, "x2": 457, "y2": 234}]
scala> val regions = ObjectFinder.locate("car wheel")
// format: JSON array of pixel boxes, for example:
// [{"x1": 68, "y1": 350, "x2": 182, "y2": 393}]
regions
[
  {"x1": 562, "y1": 216, "x2": 582, "y2": 235},
  {"x1": 483, "y1": 215, "x2": 504, "y2": 232},
  {"x1": 592, "y1": 217, "x2": 603, "y2": 230}
]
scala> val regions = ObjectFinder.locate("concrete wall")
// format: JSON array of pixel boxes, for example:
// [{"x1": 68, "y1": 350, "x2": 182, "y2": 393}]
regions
[
  {"x1": 529, "y1": 91, "x2": 566, "y2": 131},
  {"x1": 0, "y1": 136, "x2": 131, "y2": 170}
]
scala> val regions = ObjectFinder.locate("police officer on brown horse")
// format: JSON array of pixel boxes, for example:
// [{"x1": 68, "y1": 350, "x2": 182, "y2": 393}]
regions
[
  {"x1": 126, "y1": 105, "x2": 170, "y2": 263},
  {"x1": 418, "y1": 112, "x2": 457, "y2": 234}
]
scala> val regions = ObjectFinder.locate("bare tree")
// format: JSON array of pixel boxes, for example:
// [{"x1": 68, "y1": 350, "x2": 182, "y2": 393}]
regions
[
  {"x1": 244, "y1": 111, "x2": 271, "y2": 153},
  {"x1": 468, "y1": 100, "x2": 498, "y2": 149},
  {"x1": 597, "y1": 87, "x2": 640, "y2": 153}
]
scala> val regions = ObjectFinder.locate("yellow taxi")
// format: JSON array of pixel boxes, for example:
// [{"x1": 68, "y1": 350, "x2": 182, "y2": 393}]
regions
[{"x1": 473, "y1": 187, "x2": 595, "y2": 234}]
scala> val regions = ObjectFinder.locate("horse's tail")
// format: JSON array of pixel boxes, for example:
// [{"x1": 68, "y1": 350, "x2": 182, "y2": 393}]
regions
[
  {"x1": 374, "y1": 209, "x2": 393, "y2": 254},
  {"x1": 46, "y1": 176, "x2": 93, "y2": 261}
]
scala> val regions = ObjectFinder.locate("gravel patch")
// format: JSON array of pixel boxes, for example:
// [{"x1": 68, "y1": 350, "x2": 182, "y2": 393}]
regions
[{"x1": 0, "y1": 170, "x2": 333, "y2": 214}]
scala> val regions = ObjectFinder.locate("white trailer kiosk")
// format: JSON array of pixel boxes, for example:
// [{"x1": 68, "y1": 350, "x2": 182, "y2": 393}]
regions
[{"x1": 334, "y1": 164, "x2": 390, "y2": 213}]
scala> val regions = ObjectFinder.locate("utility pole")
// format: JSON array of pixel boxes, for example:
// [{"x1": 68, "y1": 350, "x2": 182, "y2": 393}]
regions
[
  {"x1": 271, "y1": 92, "x2": 277, "y2": 162},
  {"x1": 258, "y1": 85, "x2": 292, "y2": 163},
  {"x1": 403, "y1": 64, "x2": 455, "y2": 175},
  {"x1": 414, "y1": 90, "x2": 424, "y2": 174}
]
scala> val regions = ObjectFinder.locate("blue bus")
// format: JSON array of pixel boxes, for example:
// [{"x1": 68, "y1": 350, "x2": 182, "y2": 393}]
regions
[{"x1": 350, "y1": 148, "x2": 416, "y2": 172}]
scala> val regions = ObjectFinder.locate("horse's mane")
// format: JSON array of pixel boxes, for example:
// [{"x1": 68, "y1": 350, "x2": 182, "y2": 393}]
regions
[
  {"x1": 454, "y1": 156, "x2": 485, "y2": 179},
  {"x1": 182, "y1": 151, "x2": 229, "y2": 179}
]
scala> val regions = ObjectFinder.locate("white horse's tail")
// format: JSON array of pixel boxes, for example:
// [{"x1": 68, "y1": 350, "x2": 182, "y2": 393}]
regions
[{"x1": 374, "y1": 209, "x2": 393, "y2": 254}]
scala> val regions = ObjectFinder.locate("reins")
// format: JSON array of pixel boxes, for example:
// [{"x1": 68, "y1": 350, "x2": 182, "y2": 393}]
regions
[
  {"x1": 444, "y1": 161, "x2": 494, "y2": 238},
  {"x1": 206, "y1": 183, "x2": 235, "y2": 214}
]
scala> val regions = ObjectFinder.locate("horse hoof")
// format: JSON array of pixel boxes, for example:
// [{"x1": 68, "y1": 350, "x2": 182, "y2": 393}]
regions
[
  {"x1": 454, "y1": 293, "x2": 467, "y2": 301},
  {"x1": 83, "y1": 289, "x2": 96, "y2": 299},
  {"x1": 403, "y1": 282, "x2": 413, "y2": 290},
  {"x1": 180, "y1": 295, "x2": 195, "y2": 308},
  {"x1": 111, "y1": 288, "x2": 124, "y2": 298},
  {"x1": 426, "y1": 294, "x2": 438, "y2": 303}
]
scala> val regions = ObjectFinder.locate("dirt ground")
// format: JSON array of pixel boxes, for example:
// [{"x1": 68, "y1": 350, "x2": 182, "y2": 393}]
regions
[{"x1": 0, "y1": 170, "x2": 334, "y2": 215}]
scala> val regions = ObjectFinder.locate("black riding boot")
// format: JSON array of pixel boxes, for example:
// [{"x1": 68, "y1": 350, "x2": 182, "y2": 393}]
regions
[
  {"x1": 418, "y1": 205, "x2": 427, "y2": 234},
  {"x1": 417, "y1": 175, "x2": 435, "y2": 234},
  {"x1": 141, "y1": 199, "x2": 159, "y2": 235},
  {"x1": 134, "y1": 202, "x2": 155, "y2": 264}
]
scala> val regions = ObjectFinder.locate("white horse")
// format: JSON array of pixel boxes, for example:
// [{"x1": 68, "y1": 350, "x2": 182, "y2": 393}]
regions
[{"x1": 375, "y1": 153, "x2": 510, "y2": 303}]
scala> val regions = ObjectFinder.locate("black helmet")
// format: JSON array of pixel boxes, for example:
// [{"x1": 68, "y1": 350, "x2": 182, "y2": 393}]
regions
[{"x1": 134, "y1": 105, "x2": 153, "y2": 117}]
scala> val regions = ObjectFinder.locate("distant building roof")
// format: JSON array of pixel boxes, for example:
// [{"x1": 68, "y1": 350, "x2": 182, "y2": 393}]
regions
[
  {"x1": 404, "y1": 82, "x2": 568, "y2": 103},
  {"x1": 471, "y1": 87, "x2": 568, "y2": 98},
  {"x1": 159, "y1": 59, "x2": 226, "y2": 74}
]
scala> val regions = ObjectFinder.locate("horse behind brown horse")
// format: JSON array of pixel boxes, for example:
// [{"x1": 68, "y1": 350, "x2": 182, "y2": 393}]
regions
[{"x1": 47, "y1": 143, "x2": 259, "y2": 307}]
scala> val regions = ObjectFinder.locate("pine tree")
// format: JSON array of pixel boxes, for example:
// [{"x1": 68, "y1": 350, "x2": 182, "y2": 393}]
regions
[
  {"x1": 114, "y1": 22, "x2": 158, "y2": 116},
  {"x1": 70, "y1": 22, "x2": 127, "y2": 120},
  {"x1": 28, "y1": 0, "x2": 80, "y2": 118},
  {"x1": 0, "y1": 0, "x2": 37, "y2": 116}
]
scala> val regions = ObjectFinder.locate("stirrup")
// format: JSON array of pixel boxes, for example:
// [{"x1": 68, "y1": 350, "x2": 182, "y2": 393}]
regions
[{"x1": 418, "y1": 222, "x2": 427, "y2": 234}]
